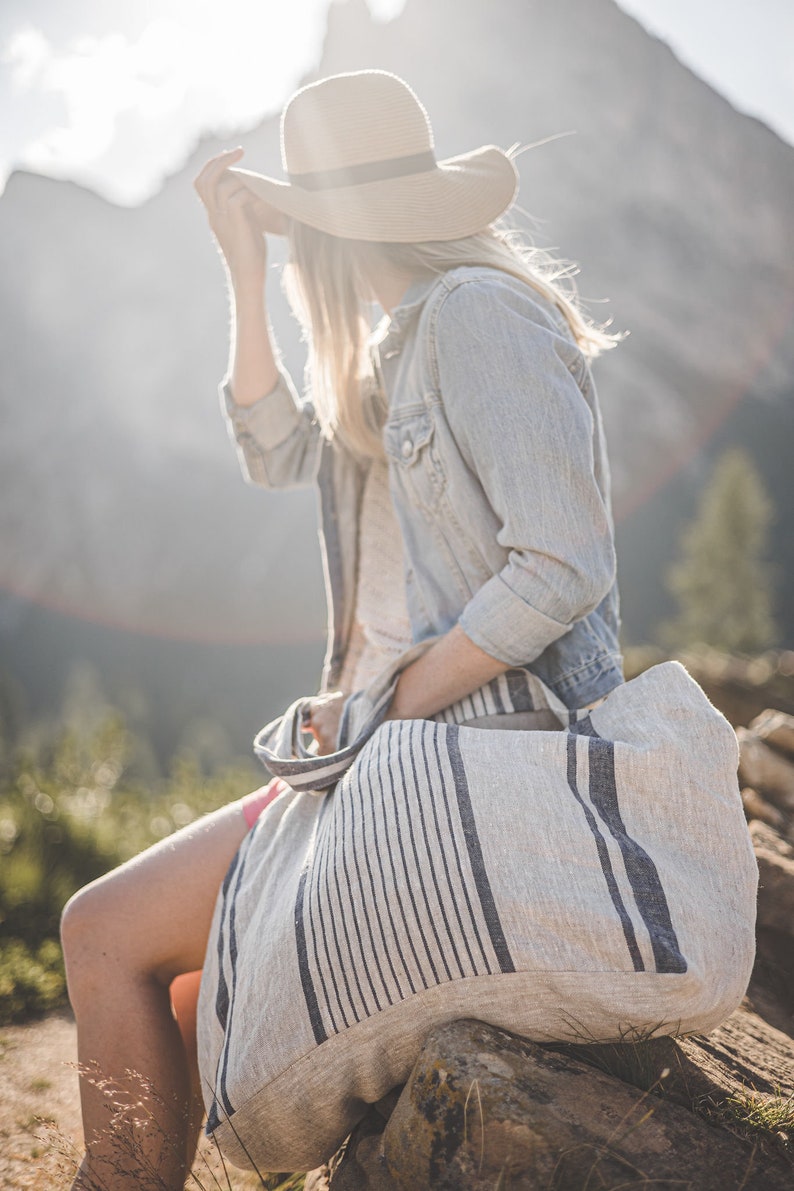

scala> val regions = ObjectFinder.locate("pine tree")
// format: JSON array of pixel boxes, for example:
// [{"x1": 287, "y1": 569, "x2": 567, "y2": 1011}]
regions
[{"x1": 661, "y1": 448, "x2": 778, "y2": 654}]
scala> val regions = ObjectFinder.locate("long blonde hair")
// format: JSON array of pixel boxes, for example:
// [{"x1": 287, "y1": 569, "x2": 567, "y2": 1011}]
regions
[{"x1": 283, "y1": 220, "x2": 619, "y2": 457}]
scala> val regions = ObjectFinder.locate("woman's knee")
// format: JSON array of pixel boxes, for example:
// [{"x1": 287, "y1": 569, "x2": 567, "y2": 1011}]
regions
[
  {"x1": 61, "y1": 872, "x2": 144, "y2": 1004},
  {"x1": 62, "y1": 878, "x2": 110, "y2": 958}
]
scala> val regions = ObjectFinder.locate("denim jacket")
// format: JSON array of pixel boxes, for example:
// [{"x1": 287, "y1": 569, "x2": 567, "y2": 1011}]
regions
[{"x1": 223, "y1": 266, "x2": 623, "y2": 708}]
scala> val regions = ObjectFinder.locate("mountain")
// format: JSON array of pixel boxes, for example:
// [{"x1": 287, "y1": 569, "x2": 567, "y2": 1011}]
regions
[{"x1": 1, "y1": 0, "x2": 792, "y2": 737}]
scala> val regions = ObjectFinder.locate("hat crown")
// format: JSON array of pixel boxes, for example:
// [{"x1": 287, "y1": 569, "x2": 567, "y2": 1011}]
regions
[{"x1": 281, "y1": 71, "x2": 434, "y2": 177}]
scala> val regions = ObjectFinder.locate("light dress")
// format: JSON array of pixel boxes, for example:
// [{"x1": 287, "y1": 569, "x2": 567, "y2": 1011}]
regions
[
  {"x1": 337, "y1": 457, "x2": 414, "y2": 694},
  {"x1": 242, "y1": 458, "x2": 412, "y2": 826}
]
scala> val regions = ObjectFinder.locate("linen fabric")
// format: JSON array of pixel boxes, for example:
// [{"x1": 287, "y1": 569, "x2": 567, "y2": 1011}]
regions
[
  {"x1": 222, "y1": 266, "x2": 623, "y2": 708},
  {"x1": 337, "y1": 459, "x2": 413, "y2": 694},
  {"x1": 197, "y1": 660, "x2": 757, "y2": 1172}
]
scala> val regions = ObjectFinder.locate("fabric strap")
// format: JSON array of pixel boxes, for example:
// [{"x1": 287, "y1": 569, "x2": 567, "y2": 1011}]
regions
[
  {"x1": 288, "y1": 150, "x2": 437, "y2": 191},
  {"x1": 253, "y1": 683, "x2": 397, "y2": 794}
]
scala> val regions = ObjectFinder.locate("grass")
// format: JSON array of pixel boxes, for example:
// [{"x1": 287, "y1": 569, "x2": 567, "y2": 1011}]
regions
[
  {"x1": 38, "y1": 1061, "x2": 310, "y2": 1191},
  {"x1": 721, "y1": 1086, "x2": 794, "y2": 1144},
  {"x1": 0, "y1": 938, "x2": 67, "y2": 1024},
  {"x1": 38, "y1": 1119, "x2": 308, "y2": 1191}
]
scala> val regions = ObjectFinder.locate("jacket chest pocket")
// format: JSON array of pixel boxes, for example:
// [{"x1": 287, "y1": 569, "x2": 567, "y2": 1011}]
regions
[{"x1": 383, "y1": 409, "x2": 446, "y2": 509}]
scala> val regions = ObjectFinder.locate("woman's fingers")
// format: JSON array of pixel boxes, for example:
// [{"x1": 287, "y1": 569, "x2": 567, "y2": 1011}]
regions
[
  {"x1": 195, "y1": 148, "x2": 287, "y2": 237},
  {"x1": 302, "y1": 692, "x2": 346, "y2": 755},
  {"x1": 194, "y1": 147, "x2": 284, "y2": 282},
  {"x1": 193, "y1": 147, "x2": 243, "y2": 205}
]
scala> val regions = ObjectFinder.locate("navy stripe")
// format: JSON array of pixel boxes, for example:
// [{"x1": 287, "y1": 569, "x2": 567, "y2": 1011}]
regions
[
  {"x1": 328, "y1": 794, "x2": 364, "y2": 1020},
  {"x1": 491, "y1": 676, "x2": 506, "y2": 715},
  {"x1": 431, "y1": 730, "x2": 491, "y2": 973},
  {"x1": 316, "y1": 800, "x2": 352, "y2": 1029},
  {"x1": 445, "y1": 725, "x2": 515, "y2": 974},
  {"x1": 380, "y1": 726, "x2": 431, "y2": 986},
  {"x1": 206, "y1": 847, "x2": 242, "y2": 1134},
  {"x1": 417, "y1": 725, "x2": 467, "y2": 979},
  {"x1": 374, "y1": 736, "x2": 421, "y2": 993},
  {"x1": 212, "y1": 848, "x2": 241, "y2": 1029},
  {"x1": 565, "y1": 734, "x2": 644, "y2": 971},
  {"x1": 334, "y1": 787, "x2": 377, "y2": 1019},
  {"x1": 570, "y1": 713, "x2": 598, "y2": 738},
  {"x1": 350, "y1": 748, "x2": 395, "y2": 1006},
  {"x1": 369, "y1": 743, "x2": 416, "y2": 995},
  {"x1": 306, "y1": 798, "x2": 343, "y2": 1033},
  {"x1": 216, "y1": 832, "x2": 255, "y2": 1118},
  {"x1": 400, "y1": 719, "x2": 456, "y2": 981},
  {"x1": 206, "y1": 1100, "x2": 221, "y2": 1135},
  {"x1": 506, "y1": 669, "x2": 534, "y2": 712},
  {"x1": 360, "y1": 745, "x2": 409, "y2": 998},
  {"x1": 339, "y1": 777, "x2": 383, "y2": 1015},
  {"x1": 587, "y1": 737, "x2": 688, "y2": 975},
  {"x1": 393, "y1": 722, "x2": 441, "y2": 985},
  {"x1": 295, "y1": 864, "x2": 327, "y2": 1045},
  {"x1": 404, "y1": 721, "x2": 454, "y2": 981}
]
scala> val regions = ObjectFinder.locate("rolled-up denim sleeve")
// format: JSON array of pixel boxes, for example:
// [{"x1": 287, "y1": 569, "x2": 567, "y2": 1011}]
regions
[
  {"x1": 435, "y1": 277, "x2": 616, "y2": 666},
  {"x1": 221, "y1": 369, "x2": 322, "y2": 490}
]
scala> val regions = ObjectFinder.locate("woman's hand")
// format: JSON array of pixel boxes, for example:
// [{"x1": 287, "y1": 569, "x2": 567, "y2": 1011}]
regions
[
  {"x1": 193, "y1": 148, "x2": 285, "y2": 290},
  {"x1": 385, "y1": 624, "x2": 510, "y2": 721},
  {"x1": 302, "y1": 692, "x2": 347, "y2": 756}
]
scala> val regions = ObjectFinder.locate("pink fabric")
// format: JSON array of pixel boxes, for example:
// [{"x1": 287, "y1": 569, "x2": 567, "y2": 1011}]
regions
[{"x1": 241, "y1": 778, "x2": 287, "y2": 829}]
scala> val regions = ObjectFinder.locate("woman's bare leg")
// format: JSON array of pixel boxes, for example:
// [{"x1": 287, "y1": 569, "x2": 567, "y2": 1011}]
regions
[{"x1": 61, "y1": 799, "x2": 250, "y2": 1191}]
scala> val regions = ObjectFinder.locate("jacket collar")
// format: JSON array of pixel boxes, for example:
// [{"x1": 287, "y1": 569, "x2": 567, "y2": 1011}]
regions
[{"x1": 373, "y1": 272, "x2": 445, "y2": 351}]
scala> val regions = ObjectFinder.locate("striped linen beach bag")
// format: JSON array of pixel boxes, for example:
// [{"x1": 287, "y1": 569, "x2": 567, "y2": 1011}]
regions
[{"x1": 197, "y1": 654, "x2": 757, "y2": 1172}]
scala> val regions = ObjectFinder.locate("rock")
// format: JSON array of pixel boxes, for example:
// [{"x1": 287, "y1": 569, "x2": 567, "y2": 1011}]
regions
[
  {"x1": 316, "y1": 691, "x2": 794, "y2": 1191},
  {"x1": 741, "y1": 787, "x2": 786, "y2": 829},
  {"x1": 751, "y1": 928, "x2": 794, "y2": 1037},
  {"x1": 750, "y1": 820, "x2": 794, "y2": 936},
  {"x1": 737, "y1": 729, "x2": 794, "y2": 812},
  {"x1": 315, "y1": 1092, "x2": 403, "y2": 1191},
  {"x1": 749, "y1": 710, "x2": 794, "y2": 760},
  {"x1": 678, "y1": 1006, "x2": 794, "y2": 1101},
  {"x1": 329, "y1": 1018, "x2": 793, "y2": 1190}
]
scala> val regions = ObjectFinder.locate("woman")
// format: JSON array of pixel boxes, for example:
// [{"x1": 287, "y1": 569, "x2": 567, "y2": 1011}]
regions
[{"x1": 61, "y1": 70, "x2": 622, "y2": 1189}]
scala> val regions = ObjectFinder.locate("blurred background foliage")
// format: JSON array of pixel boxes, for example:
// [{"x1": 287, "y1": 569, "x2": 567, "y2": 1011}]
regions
[
  {"x1": 661, "y1": 448, "x2": 779, "y2": 655},
  {"x1": 0, "y1": 688, "x2": 259, "y2": 1023}
]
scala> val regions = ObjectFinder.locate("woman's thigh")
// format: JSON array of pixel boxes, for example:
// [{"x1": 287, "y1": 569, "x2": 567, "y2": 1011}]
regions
[{"x1": 64, "y1": 797, "x2": 251, "y2": 986}]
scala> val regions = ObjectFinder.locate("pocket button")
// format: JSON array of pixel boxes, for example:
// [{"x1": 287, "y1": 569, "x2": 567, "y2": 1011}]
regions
[{"x1": 401, "y1": 438, "x2": 413, "y2": 458}]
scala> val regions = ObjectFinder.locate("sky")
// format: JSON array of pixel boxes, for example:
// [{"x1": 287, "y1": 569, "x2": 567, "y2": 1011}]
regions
[{"x1": 1, "y1": 0, "x2": 792, "y2": 206}]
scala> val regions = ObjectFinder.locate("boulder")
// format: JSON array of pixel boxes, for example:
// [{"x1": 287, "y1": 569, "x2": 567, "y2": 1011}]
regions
[
  {"x1": 749, "y1": 820, "x2": 794, "y2": 936},
  {"x1": 741, "y1": 786, "x2": 786, "y2": 829},
  {"x1": 737, "y1": 729, "x2": 794, "y2": 812},
  {"x1": 322, "y1": 1016, "x2": 793, "y2": 1189},
  {"x1": 310, "y1": 685, "x2": 794, "y2": 1191},
  {"x1": 749, "y1": 710, "x2": 794, "y2": 760}
]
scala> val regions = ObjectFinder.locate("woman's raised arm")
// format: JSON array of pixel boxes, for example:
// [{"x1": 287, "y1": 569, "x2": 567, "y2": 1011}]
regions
[
  {"x1": 195, "y1": 147, "x2": 280, "y2": 402},
  {"x1": 195, "y1": 149, "x2": 321, "y2": 489}
]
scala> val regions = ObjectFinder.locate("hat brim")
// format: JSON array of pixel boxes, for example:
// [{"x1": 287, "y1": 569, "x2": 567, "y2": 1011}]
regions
[{"x1": 228, "y1": 146, "x2": 517, "y2": 243}]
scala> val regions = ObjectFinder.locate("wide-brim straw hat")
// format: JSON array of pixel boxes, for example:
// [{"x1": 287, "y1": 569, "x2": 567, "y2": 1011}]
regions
[{"x1": 230, "y1": 70, "x2": 518, "y2": 242}]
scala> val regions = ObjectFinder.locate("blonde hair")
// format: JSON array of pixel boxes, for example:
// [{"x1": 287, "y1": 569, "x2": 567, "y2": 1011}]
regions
[{"x1": 283, "y1": 220, "x2": 619, "y2": 457}]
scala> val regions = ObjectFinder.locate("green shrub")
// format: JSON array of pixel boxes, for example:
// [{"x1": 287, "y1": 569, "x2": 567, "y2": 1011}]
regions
[
  {"x1": 0, "y1": 938, "x2": 65, "y2": 1024},
  {"x1": 0, "y1": 712, "x2": 259, "y2": 1022}
]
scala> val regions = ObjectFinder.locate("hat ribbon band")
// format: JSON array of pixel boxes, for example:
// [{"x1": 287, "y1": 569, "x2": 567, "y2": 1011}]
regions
[{"x1": 288, "y1": 149, "x2": 437, "y2": 192}]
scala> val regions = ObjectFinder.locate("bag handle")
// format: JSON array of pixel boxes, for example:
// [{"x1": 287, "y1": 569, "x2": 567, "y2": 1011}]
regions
[
  {"x1": 253, "y1": 685, "x2": 395, "y2": 794},
  {"x1": 253, "y1": 638, "x2": 440, "y2": 794}
]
